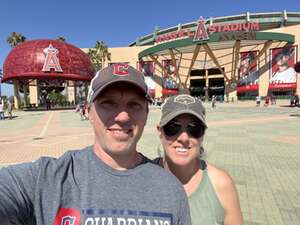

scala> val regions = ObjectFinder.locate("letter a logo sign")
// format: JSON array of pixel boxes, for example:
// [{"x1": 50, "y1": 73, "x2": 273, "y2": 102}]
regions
[
  {"x1": 42, "y1": 44, "x2": 63, "y2": 72},
  {"x1": 193, "y1": 17, "x2": 209, "y2": 41}
]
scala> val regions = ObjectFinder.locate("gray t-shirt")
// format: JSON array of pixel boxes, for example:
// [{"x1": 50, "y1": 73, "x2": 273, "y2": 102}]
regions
[{"x1": 0, "y1": 147, "x2": 191, "y2": 225}]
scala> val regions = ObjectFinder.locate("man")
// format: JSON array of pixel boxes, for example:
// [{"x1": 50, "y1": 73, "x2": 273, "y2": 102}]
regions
[
  {"x1": 270, "y1": 48, "x2": 297, "y2": 83},
  {"x1": 0, "y1": 64, "x2": 191, "y2": 225},
  {"x1": 0, "y1": 99, "x2": 4, "y2": 120},
  {"x1": 238, "y1": 52, "x2": 259, "y2": 86},
  {"x1": 7, "y1": 100, "x2": 13, "y2": 120}
]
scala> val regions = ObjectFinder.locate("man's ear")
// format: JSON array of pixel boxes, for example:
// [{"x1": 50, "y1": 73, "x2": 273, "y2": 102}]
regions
[{"x1": 88, "y1": 104, "x2": 94, "y2": 123}]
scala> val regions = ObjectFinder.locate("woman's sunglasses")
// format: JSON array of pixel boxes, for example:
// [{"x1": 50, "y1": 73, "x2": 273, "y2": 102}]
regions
[{"x1": 162, "y1": 121, "x2": 206, "y2": 138}]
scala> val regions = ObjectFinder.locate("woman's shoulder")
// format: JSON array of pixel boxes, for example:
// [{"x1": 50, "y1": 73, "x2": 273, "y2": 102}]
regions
[
  {"x1": 206, "y1": 163, "x2": 237, "y2": 202},
  {"x1": 206, "y1": 163, "x2": 235, "y2": 189},
  {"x1": 206, "y1": 163, "x2": 243, "y2": 224}
]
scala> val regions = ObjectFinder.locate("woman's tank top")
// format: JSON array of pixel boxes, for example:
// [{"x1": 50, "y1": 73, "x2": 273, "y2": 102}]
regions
[
  {"x1": 151, "y1": 158, "x2": 224, "y2": 225},
  {"x1": 189, "y1": 159, "x2": 224, "y2": 225}
]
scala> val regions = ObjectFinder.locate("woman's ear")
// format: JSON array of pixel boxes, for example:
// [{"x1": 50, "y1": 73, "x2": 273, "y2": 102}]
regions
[{"x1": 157, "y1": 125, "x2": 163, "y2": 139}]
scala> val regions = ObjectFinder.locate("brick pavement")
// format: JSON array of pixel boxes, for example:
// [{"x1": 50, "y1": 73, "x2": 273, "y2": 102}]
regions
[{"x1": 0, "y1": 100, "x2": 299, "y2": 225}]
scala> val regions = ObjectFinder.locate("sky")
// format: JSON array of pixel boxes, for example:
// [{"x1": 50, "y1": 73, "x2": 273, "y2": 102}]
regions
[{"x1": 1, "y1": 0, "x2": 299, "y2": 96}]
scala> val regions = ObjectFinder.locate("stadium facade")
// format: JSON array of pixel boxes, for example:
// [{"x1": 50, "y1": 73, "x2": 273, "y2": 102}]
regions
[{"x1": 103, "y1": 11, "x2": 300, "y2": 100}]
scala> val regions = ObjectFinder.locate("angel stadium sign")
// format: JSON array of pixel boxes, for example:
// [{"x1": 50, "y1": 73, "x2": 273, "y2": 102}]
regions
[{"x1": 155, "y1": 18, "x2": 260, "y2": 43}]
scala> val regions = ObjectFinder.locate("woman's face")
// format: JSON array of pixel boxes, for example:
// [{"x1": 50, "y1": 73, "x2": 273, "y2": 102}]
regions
[{"x1": 157, "y1": 114, "x2": 205, "y2": 167}]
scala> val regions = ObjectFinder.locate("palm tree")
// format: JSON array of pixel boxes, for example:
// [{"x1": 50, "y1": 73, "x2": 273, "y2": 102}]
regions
[
  {"x1": 56, "y1": 36, "x2": 66, "y2": 42},
  {"x1": 6, "y1": 32, "x2": 27, "y2": 108},
  {"x1": 88, "y1": 40, "x2": 111, "y2": 71},
  {"x1": 6, "y1": 32, "x2": 26, "y2": 48}
]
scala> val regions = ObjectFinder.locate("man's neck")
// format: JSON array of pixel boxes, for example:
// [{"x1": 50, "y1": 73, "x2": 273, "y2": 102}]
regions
[
  {"x1": 278, "y1": 66, "x2": 288, "y2": 72},
  {"x1": 93, "y1": 143, "x2": 142, "y2": 170}
]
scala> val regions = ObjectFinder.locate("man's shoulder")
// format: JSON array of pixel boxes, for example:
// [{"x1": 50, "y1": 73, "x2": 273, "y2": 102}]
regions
[
  {"x1": 141, "y1": 160, "x2": 184, "y2": 191},
  {"x1": 27, "y1": 147, "x2": 91, "y2": 174}
]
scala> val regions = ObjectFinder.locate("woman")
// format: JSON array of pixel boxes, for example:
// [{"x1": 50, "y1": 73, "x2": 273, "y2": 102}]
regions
[{"x1": 155, "y1": 94, "x2": 243, "y2": 225}]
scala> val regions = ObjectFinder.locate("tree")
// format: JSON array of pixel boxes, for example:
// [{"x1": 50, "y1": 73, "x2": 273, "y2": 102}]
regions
[
  {"x1": 6, "y1": 32, "x2": 26, "y2": 48},
  {"x1": 48, "y1": 91, "x2": 67, "y2": 106},
  {"x1": 6, "y1": 32, "x2": 27, "y2": 108},
  {"x1": 56, "y1": 36, "x2": 66, "y2": 42},
  {"x1": 88, "y1": 40, "x2": 111, "y2": 71}
]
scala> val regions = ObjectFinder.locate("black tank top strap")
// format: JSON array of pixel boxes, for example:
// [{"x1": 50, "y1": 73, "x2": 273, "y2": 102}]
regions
[
  {"x1": 151, "y1": 157, "x2": 163, "y2": 167},
  {"x1": 199, "y1": 159, "x2": 207, "y2": 170}
]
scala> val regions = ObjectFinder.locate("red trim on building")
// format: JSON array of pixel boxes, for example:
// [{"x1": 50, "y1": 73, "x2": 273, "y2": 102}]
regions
[
  {"x1": 161, "y1": 88, "x2": 179, "y2": 95},
  {"x1": 237, "y1": 84, "x2": 259, "y2": 93},
  {"x1": 268, "y1": 83, "x2": 297, "y2": 90}
]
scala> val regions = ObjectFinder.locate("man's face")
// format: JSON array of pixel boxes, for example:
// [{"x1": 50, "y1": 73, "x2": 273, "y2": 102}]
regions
[
  {"x1": 239, "y1": 57, "x2": 251, "y2": 76},
  {"x1": 276, "y1": 55, "x2": 289, "y2": 67},
  {"x1": 89, "y1": 84, "x2": 148, "y2": 157}
]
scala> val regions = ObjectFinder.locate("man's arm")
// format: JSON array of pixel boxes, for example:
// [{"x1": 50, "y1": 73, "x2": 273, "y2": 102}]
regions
[
  {"x1": 0, "y1": 161, "x2": 39, "y2": 225},
  {"x1": 177, "y1": 187, "x2": 192, "y2": 225}
]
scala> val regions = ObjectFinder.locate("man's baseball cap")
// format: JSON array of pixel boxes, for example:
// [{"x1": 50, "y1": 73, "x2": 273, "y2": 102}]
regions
[
  {"x1": 87, "y1": 63, "x2": 151, "y2": 103},
  {"x1": 275, "y1": 48, "x2": 292, "y2": 61},
  {"x1": 159, "y1": 94, "x2": 207, "y2": 128}
]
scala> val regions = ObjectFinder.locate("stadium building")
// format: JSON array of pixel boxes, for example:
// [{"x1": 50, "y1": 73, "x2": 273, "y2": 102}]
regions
[
  {"x1": 2, "y1": 11, "x2": 300, "y2": 108},
  {"x1": 104, "y1": 11, "x2": 300, "y2": 101}
]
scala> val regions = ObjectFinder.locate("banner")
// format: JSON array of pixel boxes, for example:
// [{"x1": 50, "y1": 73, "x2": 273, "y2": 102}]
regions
[
  {"x1": 238, "y1": 51, "x2": 259, "y2": 87},
  {"x1": 270, "y1": 46, "x2": 297, "y2": 85},
  {"x1": 137, "y1": 61, "x2": 154, "y2": 77},
  {"x1": 162, "y1": 59, "x2": 179, "y2": 90}
]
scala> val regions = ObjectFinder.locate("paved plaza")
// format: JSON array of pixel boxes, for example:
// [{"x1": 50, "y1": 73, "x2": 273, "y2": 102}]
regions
[{"x1": 0, "y1": 100, "x2": 299, "y2": 225}]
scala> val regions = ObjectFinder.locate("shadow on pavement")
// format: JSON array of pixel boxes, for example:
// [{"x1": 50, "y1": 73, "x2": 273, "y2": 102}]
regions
[{"x1": 289, "y1": 114, "x2": 300, "y2": 118}]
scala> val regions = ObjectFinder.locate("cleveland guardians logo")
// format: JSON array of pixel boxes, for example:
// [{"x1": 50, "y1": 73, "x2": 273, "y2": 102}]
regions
[
  {"x1": 53, "y1": 208, "x2": 81, "y2": 225},
  {"x1": 53, "y1": 207, "x2": 173, "y2": 225},
  {"x1": 193, "y1": 18, "x2": 209, "y2": 41},
  {"x1": 42, "y1": 44, "x2": 63, "y2": 72},
  {"x1": 113, "y1": 63, "x2": 129, "y2": 76}
]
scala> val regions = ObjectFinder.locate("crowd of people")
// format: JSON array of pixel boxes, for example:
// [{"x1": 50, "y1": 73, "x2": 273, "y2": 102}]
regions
[{"x1": 256, "y1": 95, "x2": 277, "y2": 107}]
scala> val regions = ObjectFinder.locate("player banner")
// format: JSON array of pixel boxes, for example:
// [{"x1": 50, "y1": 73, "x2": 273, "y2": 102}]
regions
[{"x1": 270, "y1": 46, "x2": 297, "y2": 85}]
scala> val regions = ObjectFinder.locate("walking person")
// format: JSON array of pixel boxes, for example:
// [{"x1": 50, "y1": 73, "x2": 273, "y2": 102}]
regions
[
  {"x1": 7, "y1": 100, "x2": 13, "y2": 120},
  {"x1": 212, "y1": 95, "x2": 217, "y2": 109},
  {"x1": 154, "y1": 94, "x2": 243, "y2": 225},
  {"x1": 0, "y1": 64, "x2": 191, "y2": 225},
  {"x1": 255, "y1": 95, "x2": 261, "y2": 107},
  {"x1": 264, "y1": 96, "x2": 270, "y2": 107},
  {"x1": 79, "y1": 100, "x2": 87, "y2": 120},
  {"x1": 0, "y1": 100, "x2": 5, "y2": 120},
  {"x1": 295, "y1": 94, "x2": 299, "y2": 106}
]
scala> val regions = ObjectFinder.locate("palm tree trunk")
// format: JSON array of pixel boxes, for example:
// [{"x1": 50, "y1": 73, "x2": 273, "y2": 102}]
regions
[{"x1": 13, "y1": 79, "x2": 21, "y2": 109}]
